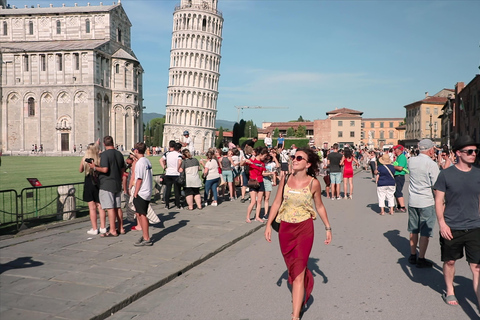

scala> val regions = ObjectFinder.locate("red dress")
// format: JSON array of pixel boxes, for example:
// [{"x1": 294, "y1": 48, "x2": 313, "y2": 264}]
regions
[{"x1": 343, "y1": 157, "x2": 354, "y2": 178}]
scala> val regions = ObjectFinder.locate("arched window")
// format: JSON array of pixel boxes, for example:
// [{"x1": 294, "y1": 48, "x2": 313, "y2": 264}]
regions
[
  {"x1": 56, "y1": 20, "x2": 61, "y2": 34},
  {"x1": 85, "y1": 19, "x2": 90, "y2": 33},
  {"x1": 115, "y1": 64, "x2": 119, "y2": 73},
  {"x1": 28, "y1": 97, "x2": 35, "y2": 116},
  {"x1": 117, "y1": 28, "x2": 122, "y2": 43},
  {"x1": 29, "y1": 21, "x2": 33, "y2": 35},
  {"x1": 4, "y1": 21, "x2": 8, "y2": 35},
  {"x1": 202, "y1": 18, "x2": 206, "y2": 31}
]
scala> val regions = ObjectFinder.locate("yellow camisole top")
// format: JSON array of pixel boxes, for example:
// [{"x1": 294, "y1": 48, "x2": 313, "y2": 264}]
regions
[{"x1": 276, "y1": 177, "x2": 316, "y2": 223}]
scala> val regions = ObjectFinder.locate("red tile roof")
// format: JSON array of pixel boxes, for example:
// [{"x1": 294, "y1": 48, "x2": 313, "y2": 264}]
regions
[
  {"x1": 404, "y1": 96, "x2": 448, "y2": 108},
  {"x1": 326, "y1": 107, "x2": 363, "y2": 115}
]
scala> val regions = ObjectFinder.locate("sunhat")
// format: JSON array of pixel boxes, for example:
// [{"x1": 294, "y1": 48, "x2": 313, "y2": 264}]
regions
[{"x1": 378, "y1": 153, "x2": 392, "y2": 165}]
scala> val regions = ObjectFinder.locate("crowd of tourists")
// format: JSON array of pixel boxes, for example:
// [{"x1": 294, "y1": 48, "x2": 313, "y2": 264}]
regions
[{"x1": 78, "y1": 133, "x2": 479, "y2": 319}]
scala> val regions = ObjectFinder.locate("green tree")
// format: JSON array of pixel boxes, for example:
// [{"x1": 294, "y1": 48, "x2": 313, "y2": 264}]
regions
[
  {"x1": 144, "y1": 122, "x2": 151, "y2": 145},
  {"x1": 297, "y1": 115, "x2": 304, "y2": 122},
  {"x1": 287, "y1": 127, "x2": 295, "y2": 137},
  {"x1": 217, "y1": 127, "x2": 224, "y2": 148},
  {"x1": 232, "y1": 122, "x2": 241, "y2": 145},
  {"x1": 273, "y1": 128, "x2": 280, "y2": 138},
  {"x1": 296, "y1": 125, "x2": 306, "y2": 137}
]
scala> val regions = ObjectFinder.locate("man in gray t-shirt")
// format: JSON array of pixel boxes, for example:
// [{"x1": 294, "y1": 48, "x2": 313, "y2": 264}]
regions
[
  {"x1": 327, "y1": 144, "x2": 344, "y2": 199},
  {"x1": 433, "y1": 135, "x2": 480, "y2": 307},
  {"x1": 406, "y1": 139, "x2": 439, "y2": 268},
  {"x1": 88, "y1": 136, "x2": 125, "y2": 237}
]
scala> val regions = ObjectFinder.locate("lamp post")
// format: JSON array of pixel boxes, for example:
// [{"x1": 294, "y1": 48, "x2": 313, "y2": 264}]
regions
[
  {"x1": 249, "y1": 125, "x2": 251, "y2": 138},
  {"x1": 446, "y1": 95, "x2": 453, "y2": 149},
  {"x1": 429, "y1": 114, "x2": 433, "y2": 139}
]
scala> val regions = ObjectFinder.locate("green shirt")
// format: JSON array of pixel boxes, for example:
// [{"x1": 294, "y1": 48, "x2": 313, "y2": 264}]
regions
[{"x1": 393, "y1": 153, "x2": 408, "y2": 176}]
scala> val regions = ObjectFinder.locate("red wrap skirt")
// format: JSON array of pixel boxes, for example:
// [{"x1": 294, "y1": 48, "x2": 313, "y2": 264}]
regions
[{"x1": 278, "y1": 218, "x2": 314, "y2": 306}]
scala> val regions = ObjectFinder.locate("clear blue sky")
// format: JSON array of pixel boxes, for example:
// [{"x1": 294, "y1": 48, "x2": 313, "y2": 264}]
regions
[{"x1": 26, "y1": 0, "x2": 480, "y2": 125}]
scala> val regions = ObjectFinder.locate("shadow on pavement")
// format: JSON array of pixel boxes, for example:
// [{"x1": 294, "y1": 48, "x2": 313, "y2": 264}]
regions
[
  {"x1": 366, "y1": 203, "x2": 381, "y2": 214},
  {"x1": 384, "y1": 229, "x2": 479, "y2": 318},
  {"x1": 150, "y1": 219, "x2": 189, "y2": 243},
  {"x1": 0, "y1": 256, "x2": 44, "y2": 274}
]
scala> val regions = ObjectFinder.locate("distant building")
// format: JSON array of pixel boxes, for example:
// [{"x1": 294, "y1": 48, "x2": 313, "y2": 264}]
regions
[
  {"x1": 263, "y1": 108, "x2": 404, "y2": 149},
  {"x1": 361, "y1": 118, "x2": 404, "y2": 150},
  {"x1": 163, "y1": 0, "x2": 224, "y2": 153},
  {"x1": 454, "y1": 75, "x2": 480, "y2": 145},
  {"x1": 0, "y1": 1, "x2": 143, "y2": 154},
  {"x1": 403, "y1": 89, "x2": 453, "y2": 148}
]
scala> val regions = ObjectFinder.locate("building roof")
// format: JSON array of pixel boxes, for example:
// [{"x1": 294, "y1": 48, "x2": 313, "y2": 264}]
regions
[
  {"x1": 326, "y1": 107, "x2": 363, "y2": 116},
  {"x1": 0, "y1": 3, "x2": 120, "y2": 15},
  {"x1": 215, "y1": 131, "x2": 233, "y2": 137},
  {"x1": 265, "y1": 121, "x2": 314, "y2": 131},
  {"x1": 404, "y1": 96, "x2": 448, "y2": 108},
  {"x1": 0, "y1": 40, "x2": 109, "y2": 53},
  {"x1": 112, "y1": 48, "x2": 138, "y2": 62},
  {"x1": 362, "y1": 118, "x2": 404, "y2": 121},
  {"x1": 329, "y1": 113, "x2": 363, "y2": 119}
]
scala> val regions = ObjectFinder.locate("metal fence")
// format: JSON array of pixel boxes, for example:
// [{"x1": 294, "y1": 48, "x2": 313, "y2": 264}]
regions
[
  {"x1": 0, "y1": 182, "x2": 89, "y2": 235},
  {"x1": 0, "y1": 174, "x2": 165, "y2": 235}
]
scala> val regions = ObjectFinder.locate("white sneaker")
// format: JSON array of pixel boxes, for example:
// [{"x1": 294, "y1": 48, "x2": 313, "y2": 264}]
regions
[
  {"x1": 203, "y1": 202, "x2": 208, "y2": 207},
  {"x1": 99, "y1": 228, "x2": 107, "y2": 234},
  {"x1": 87, "y1": 228, "x2": 98, "y2": 235},
  {"x1": 212, "y1": 202, "x2": 218, "y2": 206},
  {"x1": 337, "y1": 197, "x2": 342, "y2": 200}
]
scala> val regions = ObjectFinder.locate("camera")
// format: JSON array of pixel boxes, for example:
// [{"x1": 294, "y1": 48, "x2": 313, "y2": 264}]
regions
[{"x1": 85, "y1": 158, "x2": 94, "y2": 163}]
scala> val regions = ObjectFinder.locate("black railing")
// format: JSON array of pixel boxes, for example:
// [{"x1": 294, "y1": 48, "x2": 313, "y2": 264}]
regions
[{"x1": 0, "y1": 174, "x2": 166, "y2": 235}]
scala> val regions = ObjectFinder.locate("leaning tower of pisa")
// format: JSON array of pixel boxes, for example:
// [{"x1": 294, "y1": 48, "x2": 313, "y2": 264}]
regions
[{"x1": 162, "y1": 0, "x2": 223, "y2": 153}]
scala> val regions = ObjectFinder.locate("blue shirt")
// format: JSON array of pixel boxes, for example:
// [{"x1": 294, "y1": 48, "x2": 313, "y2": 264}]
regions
[{"x1": 377, "y1": 164, "x2": 395, "y2": 187}]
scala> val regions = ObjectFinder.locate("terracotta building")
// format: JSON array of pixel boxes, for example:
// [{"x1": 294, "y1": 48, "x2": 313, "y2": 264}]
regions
[{"x1": 361, "y1": 118, "x2": 404, "y2": 149}]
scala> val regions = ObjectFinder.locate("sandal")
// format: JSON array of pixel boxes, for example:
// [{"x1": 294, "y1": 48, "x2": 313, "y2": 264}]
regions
[
  {"x1": 442, "y1": 292, "x2": 458, "y2": 306},
  {"x1": 100, "y1": 232, "x2": 118, "y2": 238}
]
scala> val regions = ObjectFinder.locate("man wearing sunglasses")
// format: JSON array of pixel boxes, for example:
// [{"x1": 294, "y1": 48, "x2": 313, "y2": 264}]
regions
[
  {"x1": 434, "y1": 135, "x2": 480, "y2": 307},
  {"x1": 327, "y1": 143, "x2": 343, "y2": 200}
]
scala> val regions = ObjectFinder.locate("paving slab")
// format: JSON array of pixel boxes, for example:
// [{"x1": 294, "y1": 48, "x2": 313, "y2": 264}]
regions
[{"x1": 0, "y1": 187, "x2": 266, "y2": 320}]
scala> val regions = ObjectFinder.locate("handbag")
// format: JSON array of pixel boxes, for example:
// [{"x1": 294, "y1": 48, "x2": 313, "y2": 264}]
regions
[
  {"x1": 271, "y1": 174, "x2": 290, "y2": 233},
  {"x1": 177, "y1": 172, "x2": 186, "y2": 186},
  {"x1": 247, "y1": 178, "x2": 260, "y2": 189}
]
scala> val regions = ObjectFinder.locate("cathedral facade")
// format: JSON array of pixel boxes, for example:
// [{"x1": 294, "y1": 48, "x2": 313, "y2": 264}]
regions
[
  {"x1": 163, "y1": 0, "x2": 223, "y2": 152},
  {"x1": 0, "y1": 1, "x2": 143, "y2": 154}
]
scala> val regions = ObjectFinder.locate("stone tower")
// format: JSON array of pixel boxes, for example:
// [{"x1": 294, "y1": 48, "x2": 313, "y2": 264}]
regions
[{"x1": 163, "y1": 0, "x2": 223, "y2": 153}]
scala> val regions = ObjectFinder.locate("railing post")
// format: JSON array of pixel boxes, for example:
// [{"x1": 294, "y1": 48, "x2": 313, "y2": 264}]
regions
[{"x1": 57, "y1": 185, "x2": 76, "y2": 220}]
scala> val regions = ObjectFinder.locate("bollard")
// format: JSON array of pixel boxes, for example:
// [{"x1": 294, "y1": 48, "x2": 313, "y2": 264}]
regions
[
  {"x1": 153, "y1": 175, "x2": 163, "y2": 202},
  {"x1": 57, "y1": 185, "x2": 76, "y2": 220}
]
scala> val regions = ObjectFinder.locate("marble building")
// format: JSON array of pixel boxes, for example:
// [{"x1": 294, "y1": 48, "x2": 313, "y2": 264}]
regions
[
  {"x1": 0, "y1": 1, "x2": 143, "y2": 154},
  {"x1": 163, "y1": 0, "x2": 223, "y2": 152}
]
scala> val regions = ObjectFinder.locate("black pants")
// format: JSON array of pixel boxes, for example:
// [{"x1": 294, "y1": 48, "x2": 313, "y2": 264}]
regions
[
  {"x1": 164, "y1": 175, "x2": 181, "y2": 208},
  {"x1": 369, "y1": 161, "x2": 377, "y2": 178}
]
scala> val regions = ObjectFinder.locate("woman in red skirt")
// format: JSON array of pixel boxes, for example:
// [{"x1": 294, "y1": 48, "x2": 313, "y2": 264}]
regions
[{"x1": 265, "y1": 148, "x2": 332, "y2": 320}]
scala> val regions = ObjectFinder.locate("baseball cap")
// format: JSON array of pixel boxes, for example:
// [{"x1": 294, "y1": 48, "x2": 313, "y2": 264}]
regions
[
  {"x1": 393, "y1": 145, "x2": 404, "y2": 151},
  {"x1": 183, "y1": 130, "x2": 189, "y2": 136},
  {"x1": 221, "y1": 147, "x2": 229, "y2": 153},
  {"x1": 418, "y1": 139, "x2": 435, "y2": 151}
]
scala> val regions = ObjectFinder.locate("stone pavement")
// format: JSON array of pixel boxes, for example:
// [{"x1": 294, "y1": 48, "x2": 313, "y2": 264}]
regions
[{"x1": 0, "y1": 193, "x2": 266, "y2": 320}]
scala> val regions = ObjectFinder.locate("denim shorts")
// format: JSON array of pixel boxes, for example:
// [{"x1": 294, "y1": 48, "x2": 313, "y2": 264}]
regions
[
  {"x1": 222, "y1": 170, "x2": 234, "y2": 183},
  {"x1": 407, "y1": 205, "x2": 436, "y2": 237},
  {"x1": 330, "y1": 172, "x2": 342, "y2": 184},
  {"x1": 263, "y1": 177, "x2": 273, "y2": 192}
]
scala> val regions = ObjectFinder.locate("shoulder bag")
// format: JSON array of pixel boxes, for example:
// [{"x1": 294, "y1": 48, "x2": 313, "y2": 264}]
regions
[{"x1": 271, "y1": 173, "x2": 290, "y2": 232}]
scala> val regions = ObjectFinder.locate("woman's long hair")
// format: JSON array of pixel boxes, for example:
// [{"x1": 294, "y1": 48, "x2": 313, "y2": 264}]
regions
[
  {"x1": 344, "y1": 148, "x2": 353, "y2": 159},
  {"x1": 297, "y1": 148, "x2": 320, "y2": 177},
  {"x1": 83, "y1": 143, "x2": 100, "y2": 176}
]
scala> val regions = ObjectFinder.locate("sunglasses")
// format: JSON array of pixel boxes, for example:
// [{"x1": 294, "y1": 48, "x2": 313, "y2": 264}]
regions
[
  {"x1": 290, "y1": 155, "x2": 307, "y2": 162},
  {"x1": 459, "y1": 149, "x2": 479, "y2": 155}
]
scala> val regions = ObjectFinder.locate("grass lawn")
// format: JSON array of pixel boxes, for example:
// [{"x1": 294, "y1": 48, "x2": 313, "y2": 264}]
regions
[
  {"x1": 0, "y1": 155, "x2": 167, "y2": 193},
  {"x1": 0, "y1": 155, "x2": 172, "y2": 233}
]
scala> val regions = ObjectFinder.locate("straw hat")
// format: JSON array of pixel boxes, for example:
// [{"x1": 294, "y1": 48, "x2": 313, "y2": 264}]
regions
[{"x1": 378, "y1": 153, "x2": 392, "y2": 165}]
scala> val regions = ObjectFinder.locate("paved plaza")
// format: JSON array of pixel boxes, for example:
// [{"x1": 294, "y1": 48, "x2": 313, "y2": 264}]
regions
[{"x1": 0, "y1": 169, "x2": 478, "y2": 319}]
